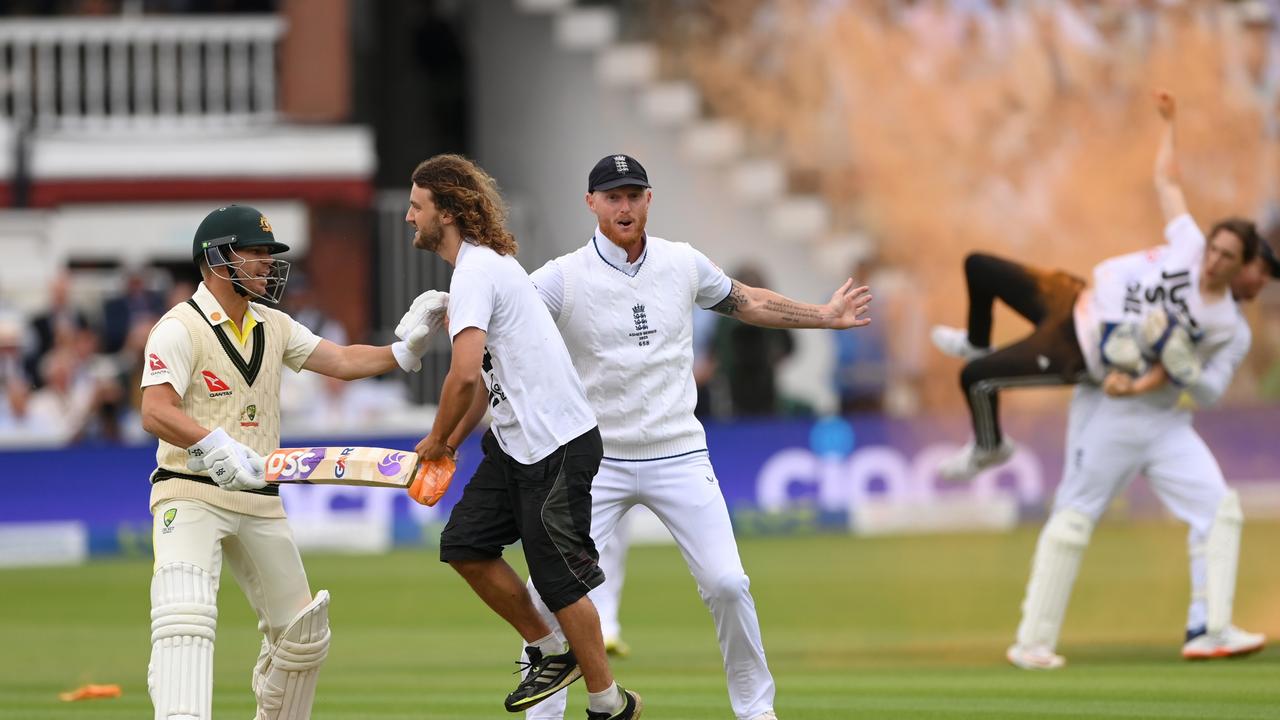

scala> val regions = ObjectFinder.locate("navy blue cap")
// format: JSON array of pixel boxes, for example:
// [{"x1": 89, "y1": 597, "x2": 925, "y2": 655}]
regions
[{"x1": 588, "y1": 154, "x2": 650, "y2": 192}]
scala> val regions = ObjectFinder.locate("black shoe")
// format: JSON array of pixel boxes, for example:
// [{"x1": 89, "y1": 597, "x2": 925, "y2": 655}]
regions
[
  {"x1": 585, "y1": 687, "x2": 643, "y2": 720},
  {"x1": 504, "y1": 645, "x2": 582, "y2": 713}
]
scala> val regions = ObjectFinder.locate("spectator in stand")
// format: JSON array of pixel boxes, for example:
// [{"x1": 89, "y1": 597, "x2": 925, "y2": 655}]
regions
[
  {"x1": 101, "y1": 267, "x2": 166, "y2": 355},
  {"x1": 164, "y1": 278, "x2": 197, "y2": 310},
  {"x1": 832, "y1": 257, "x2": 888, "y2": 413},
  {"x1": 833, "y1": 255, "x2": 926, "y2": 416},
  {"x1": 282, "y1": 372, "x2": 411, "y2": 435},
  {"x1": 0, "y1": 313, "x2": 38, "y2": 437},
  {"x1": 278, "y1": 270, "x2": 408, "y2": 435},
  {"x1": 110, "y1": 311, "x2": 166, "y2": 444},
  {"x1": 25, "y1": 350, "x2": 100, "y2": 443},
  {"x1": 24, "y1": 271, "x2": 90, "y2": 388},
  {"x1": 692, "y1": 306, "x2": 721, "y2": 418},
  {"x1": 283, "y1": 272, "x2": 348, "y2": 344},
  {"x1": 708, "y1": 265, "x2": 795, "y2": 417}
]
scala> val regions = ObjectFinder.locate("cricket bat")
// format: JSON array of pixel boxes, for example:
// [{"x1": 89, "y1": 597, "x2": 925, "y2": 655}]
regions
[{"x1": 264, "y1": 446, "x2": 456, "y2": 506}]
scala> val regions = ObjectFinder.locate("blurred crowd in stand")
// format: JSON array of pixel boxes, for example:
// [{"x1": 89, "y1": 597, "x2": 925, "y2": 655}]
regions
[{"x1": 0, "y1": 266, "x2": 410, "y2": 447}]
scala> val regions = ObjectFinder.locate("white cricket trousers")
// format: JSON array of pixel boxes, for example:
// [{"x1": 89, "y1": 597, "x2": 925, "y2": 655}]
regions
[
  {"x1": 1053, "y1": 385, "x2": 1229, "y2": 629},
  {"x1": 594, "y1": 509, "x2": 632, "y2": 642},
  {"x1": 151, "y1": 498, "x2": 314, "y2": 648},
  {"x1": 527, "y1": 452, "x2": 776, "y2": 720}
]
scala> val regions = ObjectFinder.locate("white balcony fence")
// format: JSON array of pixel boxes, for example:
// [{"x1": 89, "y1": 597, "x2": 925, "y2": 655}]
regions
[{"x1": 0, "y1": 15, "x2": 286, "y2": 131}]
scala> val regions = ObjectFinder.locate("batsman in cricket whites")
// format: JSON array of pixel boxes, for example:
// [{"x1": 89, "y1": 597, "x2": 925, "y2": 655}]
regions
[{"x1": 139, "y1": 204, "x2": 446, "y2": 719}]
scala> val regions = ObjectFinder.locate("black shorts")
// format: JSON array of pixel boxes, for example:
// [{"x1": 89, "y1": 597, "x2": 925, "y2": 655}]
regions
[{"x1": 439, "y1": 427, "x2": 604, "y2": 613}]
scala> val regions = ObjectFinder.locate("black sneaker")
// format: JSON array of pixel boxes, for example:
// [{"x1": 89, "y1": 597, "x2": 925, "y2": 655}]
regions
[
  {"x1": 504, "y1": 645, "x2": 582, "y2": 712},
  {"x1": 585, "y1": 687, "x2": 643, "y2": 720}
]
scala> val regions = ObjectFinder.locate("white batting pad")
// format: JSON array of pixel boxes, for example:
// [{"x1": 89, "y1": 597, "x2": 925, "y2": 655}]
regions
[
  {"x1": 149, "y1": 562, "x2": 218, "y2": 720},
  {"x1": 1206, "y1": 491, "x2": 1243, "y2": 635},
  {"x1": 1015, "y1": 509, "x2": 1093, "y2": 650},
  {"x1": 253, "y1": 590, "x2": 331, "y2": 720}
]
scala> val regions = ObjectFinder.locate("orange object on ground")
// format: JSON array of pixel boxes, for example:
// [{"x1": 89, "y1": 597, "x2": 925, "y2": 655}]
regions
[
  {"x1": 408, "y1": 455, "x2": 456, "y2": 506},
  {"x1": 58, "y1": 684, "x2": 122, "y2": 702}
]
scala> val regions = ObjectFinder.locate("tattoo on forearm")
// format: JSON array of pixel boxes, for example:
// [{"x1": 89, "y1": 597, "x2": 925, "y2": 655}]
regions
[
  {"x1": 763, "y1": 299, "x2": 822, "y2": 325},
  {"x1": 710, "y1": 280, "x2": 749, "y2": 316}
]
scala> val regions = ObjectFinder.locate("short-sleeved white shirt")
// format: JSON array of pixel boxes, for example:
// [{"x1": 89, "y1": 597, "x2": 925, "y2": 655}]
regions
[
  {"x1": 1088, "y1": 215, "x2": 1209, "y2": 324},
  {"x1": 531, "y1": 228, "x2": 732, "y2": 321},
  {"x1": 141, "y1": 282, "x2": 320, "y2": 396},
  {"x1": 448, "y1": 241, "x2": 596, "y2": 464},
  {"x1": 1099, "y1": 216, "x2": 1238, "y2": 347},
  {"x1": 1076, "y1": 214, "x2": 1246, "y2": 398}
]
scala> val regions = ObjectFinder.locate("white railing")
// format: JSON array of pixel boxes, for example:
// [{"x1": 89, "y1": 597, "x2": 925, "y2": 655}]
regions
[{"x1": 0, "y1": 15, "x2": 286, "y2": 131}]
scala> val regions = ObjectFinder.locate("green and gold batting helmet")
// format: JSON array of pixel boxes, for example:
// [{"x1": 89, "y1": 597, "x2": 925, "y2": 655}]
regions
[
  {"x1": 193, "y1": 205, "x2": 292, "y2": 304},
  {"x1": 192, "y1": 204, "x2": 290, "y2": 262}
]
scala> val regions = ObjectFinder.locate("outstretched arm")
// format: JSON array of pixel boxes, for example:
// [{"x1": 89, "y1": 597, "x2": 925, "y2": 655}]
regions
[
  {"x1": 302, "y1": 339, "x2": 399, "y2": 380},
  {"x1": 1154, "y1": 90, "x2": 1190, "y2": 222},
  {"x1": 709, "y1": 277, "x2": 871, "y2": 330}
]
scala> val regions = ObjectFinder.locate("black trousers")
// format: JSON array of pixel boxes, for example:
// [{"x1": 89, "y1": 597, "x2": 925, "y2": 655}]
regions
[{"x1": 959, "y1": 253, "x2": 1089, "y2": 449}]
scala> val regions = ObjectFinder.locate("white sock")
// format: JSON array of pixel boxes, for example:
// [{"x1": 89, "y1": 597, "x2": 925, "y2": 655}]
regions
[
  {"x1": 530, "y1": 633, "x2": 562, "y2": 657},
  {"x1": 587, "y1": 682, "x2": 624, "y2": 714}
]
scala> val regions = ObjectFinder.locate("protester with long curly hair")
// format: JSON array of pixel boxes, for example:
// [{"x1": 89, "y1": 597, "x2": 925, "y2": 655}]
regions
[
  {"x1": 410, "y1": 154, "x2": 519, "y2": 257},
  {"x1": 403, "y1": 154, "x2": 642, "y2": 718}
]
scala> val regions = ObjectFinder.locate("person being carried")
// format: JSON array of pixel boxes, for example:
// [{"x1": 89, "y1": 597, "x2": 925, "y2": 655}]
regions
[{"x1": 931, "y1": 91, "x2": 1278, "y2": 481}]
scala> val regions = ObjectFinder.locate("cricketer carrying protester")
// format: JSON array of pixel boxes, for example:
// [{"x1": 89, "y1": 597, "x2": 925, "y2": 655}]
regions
[{"x1": 139, "y1": 205, "x2": 444, "y2": 719}]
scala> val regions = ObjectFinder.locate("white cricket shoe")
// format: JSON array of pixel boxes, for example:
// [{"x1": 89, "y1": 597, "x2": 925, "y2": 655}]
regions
[
  {"x1": 1182, "y1": 626, "x2": 1266, "y2": 660},
  {"x1": 750, "y1": 713, "x2": 778, "y2": 720},
  {"x1": 938, "y1": 439, "x2": 1016, "y2": 482},
  {"x1": 1006, "y1": 643, "x2": 1065, "y2": 670},
  {"x1": 931, "y1": 325, "x2": 991, "y2": 361}
]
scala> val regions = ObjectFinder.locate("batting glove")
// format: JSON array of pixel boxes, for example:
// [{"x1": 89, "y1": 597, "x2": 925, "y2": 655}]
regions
[
  {"x1": 1100, "y1": 322, "x2": 1146, "y2": 375},
  {"x1": 391, "y1": 291, "x2": 449, "y2": 373},
  {"x1": 1139, "y1": 307, "x2": 1174, "y2": 358},
  {"x1": 186, "y1": 427, "x2": 268, "y2": 491},
  {"x1": 396, "y1": 290, "x2": 449, "y2": 341},
  {"x1": 1160, "y1": 324, "x2": 1202, "y2": 387}
]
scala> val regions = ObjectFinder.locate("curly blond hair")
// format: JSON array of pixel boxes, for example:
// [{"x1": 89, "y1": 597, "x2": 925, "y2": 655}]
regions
[{"x1": 411, "y1": 155, "x2": 518, "y2": 256}]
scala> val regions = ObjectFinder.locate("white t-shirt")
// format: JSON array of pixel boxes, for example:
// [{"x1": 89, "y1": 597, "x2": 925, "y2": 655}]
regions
[
  {"x1": 141, "y1": 282, "x2": 320, "y2": 395},
  {"x1": 1076, "y1": 215, "x2": 1248, "y2": 407},
  {"x1": 1092, "y1": 216, "x2": 1239, "y2": 345},
  {"x1": 532, "y1": 229, "x2": 732, "y2": 321},
  {"x1": 448, "y1": 241, "x2": 596, "y2": 464}
]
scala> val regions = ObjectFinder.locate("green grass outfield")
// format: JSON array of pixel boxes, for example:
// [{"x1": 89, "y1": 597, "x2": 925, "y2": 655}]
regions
[{"x1": 3, "y1": 520, "x2": 1278, "y2": 719}]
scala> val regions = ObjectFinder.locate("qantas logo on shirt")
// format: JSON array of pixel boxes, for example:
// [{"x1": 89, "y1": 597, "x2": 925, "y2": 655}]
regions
[
  {"x1": 201, "y1": 370, "x2": 234, "y2": 398},
  {"x1": 148, "y1": 353, "x2": 168, "y2": 372}
]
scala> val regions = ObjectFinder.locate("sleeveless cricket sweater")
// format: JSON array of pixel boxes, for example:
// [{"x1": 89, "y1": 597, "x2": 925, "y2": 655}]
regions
[
  {"x1": 149, "y1": 300, "x2": 292, "y2": 518},
  {"x1": 554, "y1": 236, "x2": 707, "y2": 460}
]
